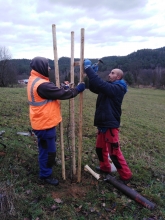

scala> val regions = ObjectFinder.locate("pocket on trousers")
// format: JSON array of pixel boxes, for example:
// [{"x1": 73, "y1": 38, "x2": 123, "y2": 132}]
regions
[
  {"x1": 40, "y1": 139, "x2": 47, "y2": 149},
  {"x1": 96, "y1": 148, "x2": 104, "y2": 162}
]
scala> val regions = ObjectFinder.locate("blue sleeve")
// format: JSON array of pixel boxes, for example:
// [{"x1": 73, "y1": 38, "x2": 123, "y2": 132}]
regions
[
  {"x1": 85, "y1": 67, "x2": 122, "y2": 97},
  {"x1": 89, "y1": 83, "x2": 100, "y2": 94}
]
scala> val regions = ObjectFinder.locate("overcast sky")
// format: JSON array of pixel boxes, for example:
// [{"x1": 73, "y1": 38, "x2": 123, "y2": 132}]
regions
[{"x1": 0, "y1": 0, "x2": 164, "y2": 60}]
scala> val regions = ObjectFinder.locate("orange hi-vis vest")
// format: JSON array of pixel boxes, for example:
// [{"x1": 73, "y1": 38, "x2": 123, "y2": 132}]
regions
[{"x1": 27, "y1": 70, "x2": 62, "y2": 130}]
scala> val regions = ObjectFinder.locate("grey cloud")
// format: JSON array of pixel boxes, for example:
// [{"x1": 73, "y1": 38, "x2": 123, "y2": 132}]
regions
[
  {"x1": 0, "y1": 0, "x2": 164, "y2": 59},
  {"x1": 48, "y1": 0, "x2": 148, "y2": 11}
]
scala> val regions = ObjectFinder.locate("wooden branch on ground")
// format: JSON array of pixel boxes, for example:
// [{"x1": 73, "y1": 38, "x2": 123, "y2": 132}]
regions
[{"x1": 84, "y1": 165, "x2": 100, "y2": 180}]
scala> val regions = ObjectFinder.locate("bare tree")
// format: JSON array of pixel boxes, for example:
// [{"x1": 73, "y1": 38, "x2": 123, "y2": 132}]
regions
[
  {"x1": 0, "y1": 46, "x2": 16, "y2": 87},
  {"x1": 151, "y1": 69, "x2": 157, "y2": 87},
  {"x1": 160, "y1": 70, "x2": 165, "y2": 87},
  {"x1": 129, "y1": 60, "x2": 141, "y2": 85}
]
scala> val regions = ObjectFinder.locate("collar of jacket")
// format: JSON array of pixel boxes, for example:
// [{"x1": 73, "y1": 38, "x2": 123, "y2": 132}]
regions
[
  {"x1": 31, "y1": 70, "x2": 49, "y2": 80},
  {"x1": 111, "y1": 79, "x2": 127, "y2": 93}
]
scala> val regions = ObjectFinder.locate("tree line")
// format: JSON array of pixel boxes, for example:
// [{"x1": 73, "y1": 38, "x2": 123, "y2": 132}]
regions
[{"x1": 0, "y1": 46, "x2": 165, "y2": 88}]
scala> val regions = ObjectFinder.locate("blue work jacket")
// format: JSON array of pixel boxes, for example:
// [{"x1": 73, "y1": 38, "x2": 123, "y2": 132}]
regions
[{"x1": 85, "y1": 67, "x2": 127, "y2": 128}]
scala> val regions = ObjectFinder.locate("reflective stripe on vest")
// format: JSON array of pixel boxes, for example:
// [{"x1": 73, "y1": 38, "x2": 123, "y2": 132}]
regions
[{"x1": 28, "y1": 77, "x2": 53, "y2": 106}]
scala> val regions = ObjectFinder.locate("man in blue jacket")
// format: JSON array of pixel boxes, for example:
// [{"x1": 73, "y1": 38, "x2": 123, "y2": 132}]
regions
[{"x1": 84, "y1": 59, "x2": 132, "y2": 183}]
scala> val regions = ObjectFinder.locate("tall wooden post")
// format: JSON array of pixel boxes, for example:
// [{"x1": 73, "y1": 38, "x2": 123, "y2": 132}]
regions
[
  {"x1": 52, "y1": 24, "x2": 66, "y2": 180},
  {"x1": 70, "y1": 31, "x2": 76, "y2": 175},
  {"x1": 77, "y1": 28, "x2": 85, "y2": 182}
]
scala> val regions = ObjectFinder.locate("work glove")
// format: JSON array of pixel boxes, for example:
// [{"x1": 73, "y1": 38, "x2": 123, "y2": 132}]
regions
[
  {"x1": 76, "y1": 82, "x2": 85, "y2": 93},
  {"x1": 91, "y1": 63, "x2": 98, "y2": 73},
  {"x1": 64, "y1": 85, "x2": 69, "y2": 89},
  {"x1": 60, "y1": 82, "x2": 69, "y2": 90},
  {"x1": 84, "y1": 59, "x2": 92, "y2": 69}
]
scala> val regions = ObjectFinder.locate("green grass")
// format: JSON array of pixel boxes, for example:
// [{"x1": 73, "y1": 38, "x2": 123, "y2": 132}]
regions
[{"x1": 0, "y1": 87, "x2": 165, "y2": 220}]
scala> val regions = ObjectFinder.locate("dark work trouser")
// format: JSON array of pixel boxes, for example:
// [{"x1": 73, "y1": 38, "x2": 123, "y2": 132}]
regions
[
  {"x1": 96, "y1": 128, "x2": 132, "y2": 180},
  {"x1": 33, "y1": 127, "x2": 56, "y2": 178}
]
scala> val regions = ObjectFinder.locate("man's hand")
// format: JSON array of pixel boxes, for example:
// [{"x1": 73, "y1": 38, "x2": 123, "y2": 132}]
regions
[
  {"x1": 64, "y1": 81, "x2": 70, "y2": 85},
  {"x1": 84, "y1": 59, "x2": 92, "y2": 69},
  {"x1": 76, "y1": 82, "x2": 85, "y2": 93},
  {"x1": 61, "y1": 81, "x2": 70, "y2": 89}
]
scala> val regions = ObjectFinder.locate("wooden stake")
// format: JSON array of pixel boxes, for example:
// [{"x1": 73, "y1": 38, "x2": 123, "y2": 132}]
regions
[
  {"x1": 77, "y1": 28, "x2": 85, "y2": 182},
  {"x1": 52, "y1": 24, "x2": 66, "y2": 180},
  {"x1": 70, "y1": 31, "x2": 76, "y2": 175}
]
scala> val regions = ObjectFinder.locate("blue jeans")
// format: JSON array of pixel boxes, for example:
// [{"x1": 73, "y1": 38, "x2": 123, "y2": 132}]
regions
[{"x1": 33, "y1": 127, "x2": 56, "y2": 178}]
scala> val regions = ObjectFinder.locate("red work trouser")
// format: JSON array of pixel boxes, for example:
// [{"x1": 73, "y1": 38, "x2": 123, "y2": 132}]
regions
[{"x1": 96, "y1": 128, "x2": 132, "y2": 180}]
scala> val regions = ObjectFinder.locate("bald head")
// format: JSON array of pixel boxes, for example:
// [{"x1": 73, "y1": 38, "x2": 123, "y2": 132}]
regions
[
  {"x1": 114, "y1": 68, "x2": 123, "y2": 79},
  {"x1": 108, "y1": 68, "x2": 124, "y2": 82}
]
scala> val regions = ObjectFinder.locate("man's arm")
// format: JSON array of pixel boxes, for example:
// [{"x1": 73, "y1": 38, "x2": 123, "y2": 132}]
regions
[
  {"x1": 85, "y1": 67, "x2": 122, "y2": 97},
  {"x1": 89, "y1": 82, "x2": 100, "y2": 94},
  {"x1": 37, "y1": 82, "x2": 79, "y2": 100}
]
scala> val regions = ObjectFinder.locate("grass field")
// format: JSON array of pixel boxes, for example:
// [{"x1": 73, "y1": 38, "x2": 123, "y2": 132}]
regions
[{"x1": 0, "y1": 87, "x2": 165, "y2": 220}]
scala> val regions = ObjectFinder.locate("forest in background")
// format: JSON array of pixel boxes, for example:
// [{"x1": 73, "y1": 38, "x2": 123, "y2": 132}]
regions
[{"x1": 0, "y1": 46, "x2": 165, "y2": 87}]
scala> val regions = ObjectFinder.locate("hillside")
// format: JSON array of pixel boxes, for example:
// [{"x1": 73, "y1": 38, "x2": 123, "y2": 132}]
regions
[
  {"x1": 1, "y1": 46, "x2": 165, "y2": 87},
  {"x1": 10, "y1": 46, "x2": 165, "y2": 75}
]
